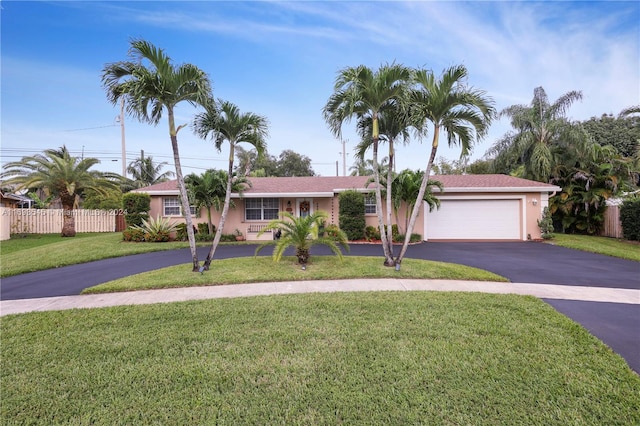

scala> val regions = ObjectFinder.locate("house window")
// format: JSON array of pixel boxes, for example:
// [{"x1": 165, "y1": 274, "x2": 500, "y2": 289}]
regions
[
  {"x1": 364, "y1": 193, "x2": 377, "y2": 214},
  {"x1": 245, "y1": 198, "x2": 279, "y2": 221},
  {"x1": 163, "y1": 197, "x2": 196, "y2": 216}
]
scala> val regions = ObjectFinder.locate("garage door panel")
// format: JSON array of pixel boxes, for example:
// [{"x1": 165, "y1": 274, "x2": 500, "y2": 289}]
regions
[{"x1": 426, "y1": 199, "x2": 521, "y2": 240}]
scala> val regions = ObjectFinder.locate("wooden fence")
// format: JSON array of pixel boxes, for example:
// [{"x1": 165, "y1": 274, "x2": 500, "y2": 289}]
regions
[
  {"x1": 1, "y1": 208, "x2": 123, "y2": 238},
  {"x1": 601, "y1": 205, "x2": 623, "y2": 239}
]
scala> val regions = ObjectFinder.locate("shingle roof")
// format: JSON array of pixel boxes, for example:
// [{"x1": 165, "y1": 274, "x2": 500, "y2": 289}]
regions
[{"x1": 134, "y1": 174, "x2": 560, "y2": 196}]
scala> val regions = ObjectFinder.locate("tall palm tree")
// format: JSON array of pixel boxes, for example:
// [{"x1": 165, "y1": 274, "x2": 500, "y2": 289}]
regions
[
  {"x1": 323, "y1": 63, "x2": 412, "y2": 266},
  {"x1": 185, "y1": 169, "x2": 250, "y2": 235},
  {"x1": 126, "y1": 156, "x2": 174, "y2": 188},
  {"x1": 255, "y1": 211, "x2": 349, "y2": 265},
  {"x1": 396, "y1": 65, "x2": 495, "y2": 265},
  {"x1": 1, "y1": 149, "x2": 120, "y2": 237},
  {"x1": 356, "y1": 104, "x2": 412, "y2": 258},
  {"x1": 487, "y1": 87, "x2": 583, "y2": 182},
  {"x1": 102, "y1": 39, "x2": 212, "y2": 272},
  {"x1": 193, "y1": 99, "x2": 269, "y2": 269}
]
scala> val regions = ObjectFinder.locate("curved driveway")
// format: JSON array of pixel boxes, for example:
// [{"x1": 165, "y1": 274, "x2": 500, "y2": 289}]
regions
[
  {"x1": 2, "y1": 242, "x2": 639, "y2": 372},
  {"x1": 3, "y1": 242, "x2": 637, "y2": 300}
]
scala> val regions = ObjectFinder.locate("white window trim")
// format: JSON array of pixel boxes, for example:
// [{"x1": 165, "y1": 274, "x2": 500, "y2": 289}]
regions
[
  {"x1": 163, "y1": 197, "x2": 196, "y2": 217},
  {"x1": 245, "y1": 197, "x2": 280, "y2": 221},
  {"x1": 364, "y1": 193, "x2": 377, "y2": 215}
]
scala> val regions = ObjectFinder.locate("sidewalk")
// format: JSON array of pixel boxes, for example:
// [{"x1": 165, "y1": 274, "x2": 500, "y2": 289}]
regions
[{"x1": 2, "y1": 279, "x2": 639, "y2": 316}]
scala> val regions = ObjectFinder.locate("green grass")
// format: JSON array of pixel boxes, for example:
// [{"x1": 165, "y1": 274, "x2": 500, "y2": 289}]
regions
[
  {"x1": 550, "y1": 233, "x2": 640, "y2": 262},
  {"x1": 0, "y1": 233, "x2": 199, "y2": 277},
  {"x1": 2, "y1": 292, "x2": 638, "y2": 425},
  {"x1": 83, "y1": 256, "x2": 507, "y2": 294}
]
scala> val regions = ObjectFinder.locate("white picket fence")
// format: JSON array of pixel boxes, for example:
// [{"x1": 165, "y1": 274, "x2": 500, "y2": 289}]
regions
[{"x1": 1, "y1": 208, "x2": 118, "y2": 239}]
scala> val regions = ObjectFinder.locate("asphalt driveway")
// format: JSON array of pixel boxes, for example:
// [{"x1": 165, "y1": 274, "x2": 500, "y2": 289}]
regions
[
  {"x1": 2, "y1": 241, "x2": 638, "y2": 373},
  {"x1": 2, "y1": 242, "x2": 638, "y2": 299}
]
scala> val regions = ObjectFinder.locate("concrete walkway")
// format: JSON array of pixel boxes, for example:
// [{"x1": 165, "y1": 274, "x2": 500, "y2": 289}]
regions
[{"x1": 2, "y1": 279, "x2": 638, "y2": 316}]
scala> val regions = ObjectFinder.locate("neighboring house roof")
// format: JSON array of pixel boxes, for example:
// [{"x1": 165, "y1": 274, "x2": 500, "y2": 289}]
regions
[
  {"x1": 133, "y1": 175, "x2": 561, "y2": 197},
  {"x1": 0, "y1": 191, "x2": 34, "y2": 206}
]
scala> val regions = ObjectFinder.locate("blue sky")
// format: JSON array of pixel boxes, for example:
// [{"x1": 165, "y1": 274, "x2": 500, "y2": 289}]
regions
[{"x1": 2, "y1": 1, "x2": 639, "y2": 178}]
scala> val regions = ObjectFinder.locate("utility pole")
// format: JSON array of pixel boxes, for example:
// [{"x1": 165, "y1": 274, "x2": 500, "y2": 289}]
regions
[
  {"x1": 120, "y1": 97, "x2": 126, "y2": 177},
  {"x1": 342, "y1": 139, "x2": 347, "y2": 176}
]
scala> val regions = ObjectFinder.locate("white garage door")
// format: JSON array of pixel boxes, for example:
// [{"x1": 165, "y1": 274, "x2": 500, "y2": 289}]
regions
[{"x1": 425, "y1": 199, "x2": 521, "y2": 240}]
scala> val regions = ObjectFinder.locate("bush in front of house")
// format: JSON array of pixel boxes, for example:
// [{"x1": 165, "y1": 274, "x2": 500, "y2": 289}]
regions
[
  {"x1": 175, "y1": 223, "x2": 188, "y2": 241},
  {"x1": 122, "y1": 193, "x2": 150, "y2": 228},
  {"x1": 122, "y1": 227, "x2": 146, "y2": 242},
  {"x1": 365, "y1": 225, "x2": 380, "y2": 241},
  {"x1": 537, "y1": 207, "x2": 555, "y2": 240},
  {"x1": 123, "y1": 216, "x2": 177, "y2": 243},
  {"x1": 620, "y1": 198, "x2": 640, "y2": 241},
  {"x1": 339, "y1": 190, "x2": 365, "y2": 241}
]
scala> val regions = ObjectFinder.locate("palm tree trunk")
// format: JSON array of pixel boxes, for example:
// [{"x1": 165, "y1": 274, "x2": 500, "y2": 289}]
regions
[
  {"x1": 60, "y1": 194, "x2": 76, "y2": 237},
  {"x1": 203, "y1": 144, "x2": 235, "y2": 269},
  {"x1": 385, "y1": 141, "x2": 395, "y2": 259},
  {"x1": 371, "y1": 115, "x2": 394, "y2": 266},
  {"x1": 168, "y1": 109, "x2": 199, "y2": 271},
  {"x1": 395, "y1": 126, "x2": 440, "y2": 265},
  {"x1": 207, "y1": 208, "x2": 214, "y2": 235}
]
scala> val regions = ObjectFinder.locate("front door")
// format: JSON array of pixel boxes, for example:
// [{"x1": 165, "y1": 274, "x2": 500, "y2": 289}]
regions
[{"x1": 297, "y1": 199, "x2": 312, "y2": 218}]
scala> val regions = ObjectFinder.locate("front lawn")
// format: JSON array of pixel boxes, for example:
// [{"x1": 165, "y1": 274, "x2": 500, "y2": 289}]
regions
[
  {"x1": 2, "y1": 292, "x2": 638, "y2": 425},
  {"x1": 0, "y1": 233, "x2": 196, "y2": 277},
  {"x1": 82, "y1": 256, "x2": 507, "y2": 294},
  {"x1": 550, "y1": 234, "x2": 640, "y2": 262}
]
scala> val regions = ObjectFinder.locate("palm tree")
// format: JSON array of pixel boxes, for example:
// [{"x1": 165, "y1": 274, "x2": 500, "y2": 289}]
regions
[
  {"x1": 255, "y1": 211, "x2": 349, "y2": 265},
  {"x1": 126, "y1": 156, "x2": 174, "y2": 188},
  {"x1": 356, "y1": 104, "x2": 412, "y2": 258},
  {"x1": 487, "y1": 87, "x2": 583, "y2": 182},
  {"x1": 349, "y1": 157, "x2": 376, "y2": 176},
  {"x1": 102, "y1": 39, "x2": 212, "y2": 272},
  {"x1": 185, "y1": 169, "x2": 250, "y2": 235},
  {"x1": 323, "y1": 63, "x2": 412, "y2": 266},
  {"x1": 193, "y1": 99, "x2": 269, "y2": 270},
  {"x1": 1, "y1": 149, "x2": 120, "y2": 237},
  {"x1": 549, "y1": 141, "x2": 633, "y2": 234},
  {"x1": 391, "y1": 169, "x2": 442, "y2": 235},
  {"x1": 396, "y1": 65, "x2": 495, "y2": 265}
]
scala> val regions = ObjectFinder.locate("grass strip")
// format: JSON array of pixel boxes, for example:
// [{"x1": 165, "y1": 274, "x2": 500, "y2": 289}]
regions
[
  {"x1": 82, "y1": 256, "x2": 507, "y2": 294},
  {"x1": 2, "y1": 292, "x2": 638, "y2": 425},
  {"x1": 550, "y1": 234, "x2": 640, "y2": 262},
  {"x1": 1, "y1": 234, "x2": 196, "y2": 277}
]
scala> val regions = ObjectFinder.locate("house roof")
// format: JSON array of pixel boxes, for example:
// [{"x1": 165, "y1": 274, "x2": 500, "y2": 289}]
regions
[{"x1": 134, "y1": 174, "x2": 560, "y2": 197}]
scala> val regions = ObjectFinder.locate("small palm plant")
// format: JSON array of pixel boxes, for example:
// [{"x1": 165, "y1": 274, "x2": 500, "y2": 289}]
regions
[
  {"x1": 255, "y1": 211, "x2": 349, "y2": 265},
  {"x1": 131, "y1": 215, "x2": 178, "y2": 242}
]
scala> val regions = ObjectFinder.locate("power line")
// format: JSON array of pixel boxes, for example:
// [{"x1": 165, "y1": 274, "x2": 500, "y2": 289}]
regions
[{"x1": 62, "y1": 125, "x2": 118, "y2": 132}]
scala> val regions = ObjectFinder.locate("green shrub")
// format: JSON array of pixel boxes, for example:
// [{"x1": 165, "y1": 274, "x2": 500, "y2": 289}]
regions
[
  {"x1": 122, "y1": 227, "x2": 146, "y2": 242},
  {"x1": 122, "y1": 193, "x2": 150, "y2": 227},
  {"x1": 620, "y1": 199, "x2": 640, "y2": 241},
  {"x1": 195, "y1": 233, "x2": 215, "y2": 242},
  {"x1": 131, "y1": 216, "x2": 178, "y2": 243},
  {"x1": 339, "y1": 190, "x2": 365, "y2": 241},
  {"x1": 144, "y1": 231, "x2": 171, "y2": 243},
  {"x1": 324, "y1": 224, "x2": 341, "y2": 239},
  {"x1": 175, "y1": 223, "x2": 188, "y2": 241},
  {"x1": 538, "y1": 207, "x2": 555, "y2": 240},
  {"x1": 365, "y1": 226, "x2": 380, "y2": 241},
  {"x1": 220, "y1": 234, "x2": 237, "y2": 242},
  {"x1": 197, "y1": 223, "x2": 211, "y2": 235},
  {"x1": 398, "y1": 233, "x2": 423, "y2": 243}
]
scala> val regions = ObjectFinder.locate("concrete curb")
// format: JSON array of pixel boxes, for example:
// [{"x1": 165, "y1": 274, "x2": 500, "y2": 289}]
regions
[{"x1": 2, "y1": 279, "x2": 638, "y2": 316}]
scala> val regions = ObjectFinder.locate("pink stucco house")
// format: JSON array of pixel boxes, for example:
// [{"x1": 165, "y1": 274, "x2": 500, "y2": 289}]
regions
[{"x1": 134, "y1": 174, "x2": 560, "y2": 241}]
